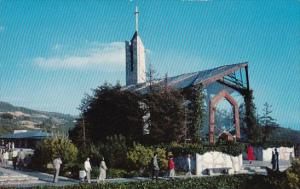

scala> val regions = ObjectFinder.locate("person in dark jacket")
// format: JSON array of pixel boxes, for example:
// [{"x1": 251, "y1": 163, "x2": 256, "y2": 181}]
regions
[
  {"x1": 271, "y1": 151, "x2": 276, "y2": 170},
  {"x1": 275, "y1": 148, "x2": 279, "y2": 171}
]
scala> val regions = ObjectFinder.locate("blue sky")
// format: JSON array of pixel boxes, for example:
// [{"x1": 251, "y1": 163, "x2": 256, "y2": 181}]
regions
[{"x1": 0, "y1": 1, "x2": 299, "y2": 130}]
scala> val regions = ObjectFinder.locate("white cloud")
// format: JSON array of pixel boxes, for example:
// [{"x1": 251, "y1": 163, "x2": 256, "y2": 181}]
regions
[{"x1": 34, "y1": 42, "x2": 125, "y2": 69}]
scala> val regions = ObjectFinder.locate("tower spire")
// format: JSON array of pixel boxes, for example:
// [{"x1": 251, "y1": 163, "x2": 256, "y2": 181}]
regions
[
  {"x1": 125, "y1": 5, "x2": 146, "y2": 86},
  {"x1": 134, "y1": 6, "x2": 139, "y2": 32}
]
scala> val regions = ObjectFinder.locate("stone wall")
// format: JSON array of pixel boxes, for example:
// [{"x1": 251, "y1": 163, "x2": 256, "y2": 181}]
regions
[
  {"x1": 195, "y1": 151, "x2": 243, "y2": 175},
  {"x1": 257, "y1": 147, "x2": 295, "y2": 161},
  {"x1": 174, "y1": 156, "x2": 196, "y2": 173}
]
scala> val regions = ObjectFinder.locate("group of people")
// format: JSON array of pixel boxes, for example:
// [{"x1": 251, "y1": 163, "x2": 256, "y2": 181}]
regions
[
  {"x1": 53, "y1": 153, "x2": 192, "y2": 183},
  {"x1": 52, "y1": 157, "x2": 108, "y2": 183},
  {"x1": 1, "y1": 141, "x2": 15, "y2": 151},
  {"x1": 83, "y1": 157, "x2": 108, "y2": 183},
  {"x1": 151, "y1": 153, "x2": 192, "y2": 181},
  {"x1": 0, "y1": 148, "x2": 10, "y2": 166},
  {"x1": 0, "y1": 148, "x2": 26, "y2": 170},
  {"x1": 0, "y1": 141, "x2": 15, "y2": 166}
]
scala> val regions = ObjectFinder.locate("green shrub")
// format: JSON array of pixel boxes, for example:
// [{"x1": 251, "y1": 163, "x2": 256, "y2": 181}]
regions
[
  {"x1": 78, "y1": 135, "x2": 128, "y2": 170},
  {"x1": 126, "y1": 143, "x2": 153, "y2": 171},
  {"x1": 102, "y1": 135, "x2": 128, "y2": 169},
  {"x1": 7, "y1": 174, "x2": 292, "y2": 189},
  {"x1": 107, "y1": 168, "x2": 127, "y2": 178},
  {"x1": 77, "y1": 143, "x2": 103, "y2": 166},
  {"x1": 168, "y1": 142, "x2": 245, "y2": 157},
  {"x1": 29, "y1": 137, "x2": 78, "y2": 173},
  {"x1": 125, "y1": 170, "x2": 140, "y2": 178},
  {"x1": 126, "y1": 143, "x2": 168, "y2": 174},
  {"x1": 254, "y1": 140, "x2": 294, "y2": 149},
  {"x1": 286, "y1": 158, "x2": 300, "y2": 189}
]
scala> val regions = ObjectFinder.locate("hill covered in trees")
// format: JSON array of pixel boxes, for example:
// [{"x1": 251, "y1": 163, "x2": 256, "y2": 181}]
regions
[{"x1": 0, "y1": 101, "x2": 76, "y2": 135}]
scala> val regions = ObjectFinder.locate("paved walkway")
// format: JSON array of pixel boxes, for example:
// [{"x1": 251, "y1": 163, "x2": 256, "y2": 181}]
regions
[
  {"x1": 243, "y1": 160, "x2": 291, "y2": 174},
  {"x1": 0, "y1": 167, "x2": 79, "y2": 187}
]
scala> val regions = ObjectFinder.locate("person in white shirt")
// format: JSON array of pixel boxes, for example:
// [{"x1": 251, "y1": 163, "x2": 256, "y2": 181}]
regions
[
  {"x1": 185, "y1": 154, "x2": 192, "y2": 177},
  {"x1": 53, "y1": 157, "x2": 62, "y2": 183},
  {"x1": 11, "y1": 142, "x2": 15, "y2": 150},
  {"x1": 17, "y1": 149, "x2": 26, "y2": 170},
  {"x1": 12, "y1": 150, "x2": 18, "y2": 170},
  {"x1": 3, "y1": 150, "x2": 9, "y2": 167},
  {"x1": 84, "y1": 157, "x2": 92, "y2": 183}
]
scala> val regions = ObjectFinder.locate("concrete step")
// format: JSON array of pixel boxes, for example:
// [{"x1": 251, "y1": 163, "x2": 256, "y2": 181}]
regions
[{"x1": 0, "y1": 175, "x2": 39, "y2": 183}]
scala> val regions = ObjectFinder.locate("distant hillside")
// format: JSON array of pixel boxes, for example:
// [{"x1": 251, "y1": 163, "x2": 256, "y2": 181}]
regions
[
  {"x1": 267, "y1": 126, "x2": 300, "y2": 144},
  {"x1": 0, "y1": 101, "x2": 76, "y2": 135}
]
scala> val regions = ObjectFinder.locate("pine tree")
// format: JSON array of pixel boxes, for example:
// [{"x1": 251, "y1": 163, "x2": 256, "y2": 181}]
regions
[
  {"x1": 260, "y1": 102, "x2": 278, "y2": 127},
  {"x1": 146, "y1": 62, "x2": 159, "y2": 93},
  {"x1": 183, "y1": 85, "x2": 205, "y2": 143},
  {"x1": 244, "y1": 90, "x2": 263, "y2": 144},
  {"x1": 259, "y1": 102, "x2": 278, "y2": 142}
]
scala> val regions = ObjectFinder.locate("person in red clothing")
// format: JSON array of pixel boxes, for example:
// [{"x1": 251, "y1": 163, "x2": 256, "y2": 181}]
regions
[
  {"x1": 247, "y1": 144, "x2": 255, "y2": 164},
  {"x1": 168, "y1": 155, "x2": 175, "y2": 180}
]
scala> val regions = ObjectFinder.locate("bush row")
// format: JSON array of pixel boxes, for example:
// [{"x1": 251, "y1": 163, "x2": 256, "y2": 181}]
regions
[
  {"x1": 7, "y1": 174, "x2": 293, "y2": 189},
  {"x1": 167, "y1": 142, "x2": 245, "y2": 157},
  {"x1": 254, "y1": 140, "x2": 295, "y2": 149}
]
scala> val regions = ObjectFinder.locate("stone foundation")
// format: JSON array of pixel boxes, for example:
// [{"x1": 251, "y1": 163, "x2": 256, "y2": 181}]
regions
[{"x1": 195, "y1": 151, "x2": 243, "y2": 175}]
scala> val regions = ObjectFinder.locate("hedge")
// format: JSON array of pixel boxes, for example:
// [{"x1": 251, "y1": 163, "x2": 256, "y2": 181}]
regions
[
  {"x1": 254, "y1": 141, "x2": 295, "y2": 149},
  {"x1": 6, "y1": 173, "x2": 292, "y2": 189},
  {"x1": 168, "y1": 142, "x2": 245, "y2": 157}
]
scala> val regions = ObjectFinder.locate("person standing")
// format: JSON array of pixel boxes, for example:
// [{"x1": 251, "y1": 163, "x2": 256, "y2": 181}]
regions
[
  {"x1": 271, "y1": 151, "x2": 276, "y2": 171},
  {"x1": 97, "y1": 157, "x2": 108, "y2": 183},
  {"x1": 17, "y1": 149, "x2": 26, "y2": 170},
  {"x1": 168, "y1": 155, "x2": 175, "y2": 180},
  {"x1": 12, "y1": 150, "x2": 18, "y2": 170},
  {"x1": 53, "y1": 157, "x2": 62, "y2": 183},
  {"x1": 0, "y1": 149, "x2": 3, "y2": 165},
  {"x1": 84, "y1": 157, "x2": 92, "y2": 183},
  {"x1": 11, "y1": 142, "x2": 15, "y2": 150},
  {"x1": 152, "y1": 153, "x2": 160, "y2": 181},
  {"x1": 275, "y1": 148, "x2": 279, "y2": 171},
  {"x1": 185, "y1": 154, "x2": 192, "y2": 177},
  {"x1": 8, "y1": 142, "x2": 11, "y2": 151},
  {"x1": 3, "y1": 150, "x2": 9, "y2": 167},
  {"x1": 247, "y1": 145, "x2": 255, "y2": 164}
]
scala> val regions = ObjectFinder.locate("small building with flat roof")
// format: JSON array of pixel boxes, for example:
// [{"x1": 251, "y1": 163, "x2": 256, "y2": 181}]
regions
[{"x1": 0, "y1": 130, "x2": 51, "y2": 149}]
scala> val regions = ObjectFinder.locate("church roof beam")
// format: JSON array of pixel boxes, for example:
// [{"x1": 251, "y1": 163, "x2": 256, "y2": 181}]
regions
[{"x1": 201, "y1": 62, "x2": 248, "y2": 87}]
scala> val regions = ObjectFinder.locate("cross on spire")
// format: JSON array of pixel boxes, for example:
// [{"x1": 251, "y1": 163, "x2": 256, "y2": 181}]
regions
[{"x1": 134, "y1": 6, "x2": 139, "y2": 32}]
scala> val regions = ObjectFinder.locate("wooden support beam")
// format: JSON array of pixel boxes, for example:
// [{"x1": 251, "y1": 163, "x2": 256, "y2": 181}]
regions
[
  {"x1": 245, "y1": 65, "x2": 250, "y2": 90},
  {"x1": 217, "y1": 80, "x2": 248, "y2": 95}
]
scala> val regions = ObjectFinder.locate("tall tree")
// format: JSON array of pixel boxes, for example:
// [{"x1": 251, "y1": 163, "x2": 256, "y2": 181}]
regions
[
  {"x1": 183, "y1": 85, "x2": 205, "y2": 143},
  {"x1": 260, "y1": 102, "x2": 278, "y2": 127},
  {"x1": 244, "y1": 90, "x2": 263, "y2": 144},
  {"x1": 70, "y1": 83, "x2": 188, "y2": 146},
  {"x1": 259, "y1": 102, "x2": 278, "y2": 142},
  {"x1": 145, "y1": 89, "x2": 187, "y2": 144},
  {"x1": 69, "y1": 83, "x2": 145, "y2": 146}
]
